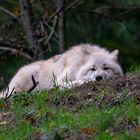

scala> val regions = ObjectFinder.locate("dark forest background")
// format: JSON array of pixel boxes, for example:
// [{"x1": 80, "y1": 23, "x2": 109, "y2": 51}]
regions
[{"x1": 0, "y1": 0, "x2": 140, "y2": 86}]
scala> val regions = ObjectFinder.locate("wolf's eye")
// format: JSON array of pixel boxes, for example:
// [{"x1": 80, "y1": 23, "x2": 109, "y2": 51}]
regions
[
  {"x1": 103, "y1": 66, "x2": 109, "y2": 70},
  {"x1": 90, "y1": 67, "x2": 96, "y2": 71}
]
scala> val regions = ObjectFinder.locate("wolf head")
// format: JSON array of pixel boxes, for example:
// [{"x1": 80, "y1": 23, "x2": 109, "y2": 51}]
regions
[{"x1": 76, "y1": 46, "x2": 123, "y2": 81}]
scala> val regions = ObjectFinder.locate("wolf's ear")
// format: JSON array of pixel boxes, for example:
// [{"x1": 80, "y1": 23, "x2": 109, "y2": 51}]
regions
[{"x1": 110, "y1": 49, "x2": 119, "y2": 61}]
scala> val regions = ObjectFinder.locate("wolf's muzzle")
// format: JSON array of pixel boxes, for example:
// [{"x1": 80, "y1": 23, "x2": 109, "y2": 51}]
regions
[{"x1": 95, "y1": 75, "x2": 103, "y2": 81}]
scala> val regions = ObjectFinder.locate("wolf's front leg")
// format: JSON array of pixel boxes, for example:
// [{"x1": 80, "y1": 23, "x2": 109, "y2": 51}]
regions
[
  {"x1": 59, "y1": 79, "x2": 85, "y2": 89},
  {"x1": 58, "y1": 76, "x2": 95, "y2": 89}
]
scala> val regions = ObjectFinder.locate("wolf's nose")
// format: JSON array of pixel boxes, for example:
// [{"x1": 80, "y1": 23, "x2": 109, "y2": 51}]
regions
[{"x1": 95, "y1": 75, "x2": 103, "y2": 81}]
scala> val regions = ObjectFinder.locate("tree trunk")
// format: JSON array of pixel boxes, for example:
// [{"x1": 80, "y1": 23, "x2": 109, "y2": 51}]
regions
[
  {"x1": 19, "y1": 0, "x2": 44, "y2": 59},
  {"x1": 57, "y1": 0, "x2": 66, "y2": 53}
]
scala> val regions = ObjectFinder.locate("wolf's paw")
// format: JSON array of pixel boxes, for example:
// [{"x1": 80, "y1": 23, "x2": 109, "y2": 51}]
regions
[{"x1": 59, "y1": 80, "x2": 84, "y2": 90}]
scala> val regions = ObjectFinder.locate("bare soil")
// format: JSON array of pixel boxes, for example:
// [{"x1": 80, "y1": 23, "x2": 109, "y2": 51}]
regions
[
  {"x1": 0, "y1": 72, "x2": 140, "y2": 140},
  {"x1": 48, "y1": 72, "x2": 140, "y2": 110}
]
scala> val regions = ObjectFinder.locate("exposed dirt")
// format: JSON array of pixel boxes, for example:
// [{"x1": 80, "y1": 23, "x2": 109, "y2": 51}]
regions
[
  {"x1": 45, "y1": 72, "x2": 140, "y2": 139},
  {"x1": 48, "y1": 72, "x2": 140, "y2": 110},
  {"x1": 0, "y1": 72, "x2": 140, "y2": 140},
  {"x1": 76, "y1": 72, "x2": 140, "y2": 95},
  {"x1": 77, "y1": 71, "x2": 140, "y2": 102}
]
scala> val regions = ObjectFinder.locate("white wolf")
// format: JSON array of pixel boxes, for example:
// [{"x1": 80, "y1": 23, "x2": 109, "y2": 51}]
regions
[{"x1": 0, "y1": 44, "x2": 123, "y2": 98}]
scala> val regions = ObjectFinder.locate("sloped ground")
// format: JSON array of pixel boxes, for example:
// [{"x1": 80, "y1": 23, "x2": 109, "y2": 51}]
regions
[
  {"x1": 0, "y1": 72, "x2": 140, "y2": 140},
  {"x1": 76, "y1": 72, "x2": 140, "y2": 106},
  {"x1": 48, "y1": 72, "x2": 140, "y2": 109}
]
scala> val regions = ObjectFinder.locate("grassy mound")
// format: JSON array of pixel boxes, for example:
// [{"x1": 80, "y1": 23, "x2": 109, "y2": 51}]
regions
[{"x1": 0, "y1": 72, "x2": 140, "y2": 140}]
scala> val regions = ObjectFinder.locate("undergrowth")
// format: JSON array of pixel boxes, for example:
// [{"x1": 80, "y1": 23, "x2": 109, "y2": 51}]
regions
[{"x1": 0, "y1": 72, "x2": 140, "y2": 140}]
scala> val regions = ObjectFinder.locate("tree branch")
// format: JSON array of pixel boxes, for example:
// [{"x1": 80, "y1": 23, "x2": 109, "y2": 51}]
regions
[
  {"x1": 27, "y1": 75, "x2": 39, "y2": 93},
  {"x1": 47, "y1": 0, "x2": 81, "y2": 24},
  {"x1": 40, "y1": 16, "x2": 58, "y2": 48},
  {"x1": 38, "y1": 16, "x2": 58, "y2": 54},
  {"x1": 0, "y1": 46, "x2": 32, "y2": 60},
  {"x1": 73, "y1": 5, "x2": 140, "y2": 19},
  {"x1": 0, "y1": 6, "x2": 20, "y2": 22}
]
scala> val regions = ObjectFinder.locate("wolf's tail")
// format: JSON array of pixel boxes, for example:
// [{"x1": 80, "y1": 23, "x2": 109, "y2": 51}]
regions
[
  {"x1": 0, "y1": 88, "x2": 14, "y2": 99},
  {"x1": 0, "y1": 90, "x2": 5, "y2": 99},
  {"x1": 0, "y1": 90, "x2": 8, "y2": 99}
]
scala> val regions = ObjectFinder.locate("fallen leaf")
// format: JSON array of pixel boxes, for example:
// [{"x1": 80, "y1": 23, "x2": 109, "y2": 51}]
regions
[
  {"x1": 81, "y1": 127, "x2": 96, "y2": 135},
  {"x1": 135, "y1": 127, "x2": 140, "y2": 133}
]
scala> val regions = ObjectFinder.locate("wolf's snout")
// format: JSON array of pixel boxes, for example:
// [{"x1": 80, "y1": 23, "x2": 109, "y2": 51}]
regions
[{"x1": 95, "y1": 75, "x2": 103, "y2": 81}]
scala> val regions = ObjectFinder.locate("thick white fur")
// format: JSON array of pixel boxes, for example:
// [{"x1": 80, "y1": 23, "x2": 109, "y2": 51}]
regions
[{"x1": 0, "y1": 44, "x2": 123, "y2": 98}]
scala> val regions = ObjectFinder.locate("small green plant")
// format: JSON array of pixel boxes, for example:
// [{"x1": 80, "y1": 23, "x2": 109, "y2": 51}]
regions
[
  {"x1": 0, "y1": 72, "x2": 140, "y2": 139},
  {"x1": 128, "y1": 65, "x2": 140, "y2": 73}
]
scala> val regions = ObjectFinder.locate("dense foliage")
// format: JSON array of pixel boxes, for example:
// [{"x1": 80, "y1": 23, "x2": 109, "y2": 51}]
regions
[
  {"x1": 0, "y1": 1, "x2": 140, "y2": 139},
  {"x1": 0, "y1": 0, "x2": 140, "y2": 84}
]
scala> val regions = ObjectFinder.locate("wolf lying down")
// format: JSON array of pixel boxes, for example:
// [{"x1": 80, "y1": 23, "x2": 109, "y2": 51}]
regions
[{"x1": 0, "y1": 44, "x2": 123, "y2": 98}]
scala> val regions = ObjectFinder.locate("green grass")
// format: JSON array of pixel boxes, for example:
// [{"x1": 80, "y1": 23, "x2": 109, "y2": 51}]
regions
[
  {"x1": 128, "y1": 65, "x2": 140, "y2": 73},
  {"x1": 0, "y1": 84, "x2": 140, "y2": 139}
]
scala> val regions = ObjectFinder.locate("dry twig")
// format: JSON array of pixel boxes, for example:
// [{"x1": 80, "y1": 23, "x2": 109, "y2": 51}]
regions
[
  {"x1": 27, "y1": 75, "x2": 39, "y2": 93},
  {"x1": 0, "y1": 46, "x2": 32, "y2": 60}
]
